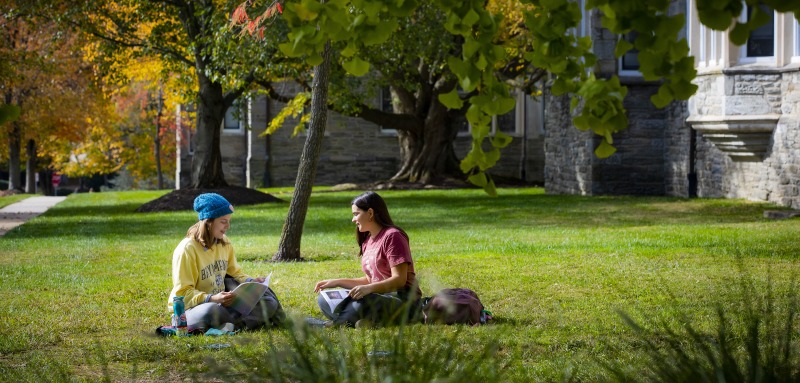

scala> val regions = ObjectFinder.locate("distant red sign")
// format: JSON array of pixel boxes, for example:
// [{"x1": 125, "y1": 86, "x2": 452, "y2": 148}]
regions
[{"x1": 52, "y1": 173, "x2": 61, "y2": 187}]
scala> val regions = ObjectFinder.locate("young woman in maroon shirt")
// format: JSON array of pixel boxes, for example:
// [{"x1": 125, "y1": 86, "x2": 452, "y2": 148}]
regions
[{"x1": 314, "y1": 191, "x2": 422, "y2": 327}]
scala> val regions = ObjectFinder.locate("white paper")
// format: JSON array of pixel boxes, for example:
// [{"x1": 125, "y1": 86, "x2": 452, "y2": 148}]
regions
[{"x1": 320, "y1": 288, "x2": 350, "y2": 313}]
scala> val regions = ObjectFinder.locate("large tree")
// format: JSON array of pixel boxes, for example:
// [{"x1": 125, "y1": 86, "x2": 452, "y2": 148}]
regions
[
  {"x1": 1, "y1": 6, "x2": 111, "y2": 193},
  {"x1": 38, "y1": 0, "x2": 280, "y2": 188},
  {"x1": 261, "y1": 4, "x2": 468, "y2": 185},
  {"x1": 324, "y1": 2, "x2": 543, "y2": 185},
  {"x1": 233, "y1": 0, "x2": 420, "y2": 261}
]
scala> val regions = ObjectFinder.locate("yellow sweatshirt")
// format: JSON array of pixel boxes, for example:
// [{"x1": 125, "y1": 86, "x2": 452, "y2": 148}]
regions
[{"x1": 167, "y1": 236, "x2": 250, "y2": 311}]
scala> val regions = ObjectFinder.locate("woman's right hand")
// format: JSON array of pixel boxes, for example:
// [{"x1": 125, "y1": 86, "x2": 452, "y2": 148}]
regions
[
  {"x1": 210, "y1": 291, "x2": 234, "y2": 306},
  {"x1": 314, "y1": 279, "x2": 337, "y2": 293}
]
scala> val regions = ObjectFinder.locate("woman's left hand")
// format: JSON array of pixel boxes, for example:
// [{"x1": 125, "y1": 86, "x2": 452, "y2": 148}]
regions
[
  {"x1": 349, "y1": 285, "x2": 373, "y2": 300},
  {"x1": 253, "y1": 277, "x2": 266, "y2": 283}
]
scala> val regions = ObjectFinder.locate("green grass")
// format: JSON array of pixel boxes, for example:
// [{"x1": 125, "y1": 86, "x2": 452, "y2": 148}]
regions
[
  {"x1": 0, "y1": 188, "x2": 799, "y2": 382},
  {"x1": 0, "y1": 193, "x2": 32, "y2": 209}
]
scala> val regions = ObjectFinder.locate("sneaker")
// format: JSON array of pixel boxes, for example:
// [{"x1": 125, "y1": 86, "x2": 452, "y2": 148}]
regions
[{"x1": 304, "y1": 317, "x2": 332, "y2": 328}]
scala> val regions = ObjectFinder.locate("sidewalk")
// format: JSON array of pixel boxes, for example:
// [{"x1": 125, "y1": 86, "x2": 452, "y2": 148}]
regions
[{"x1": 0, "y1": 196, "x2": 67, "y2": 236}]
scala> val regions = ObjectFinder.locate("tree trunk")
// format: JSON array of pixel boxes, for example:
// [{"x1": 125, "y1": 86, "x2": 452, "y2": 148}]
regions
[
  {"x1": 190, "y1": 75, "x2": 228, "y2": 188},
  {"x1": 39, "y1": 169, "x2": 54, "y2": 196},
  {"x1": 155, "y1": 87, "x2": 164, "y2": 190},
  {"x1": 8, "y1": 122, "x2": 22, "y2": 191},
  {"x1": 25, "y1": 139, "x2": 36, "y2": 193},
  {"x1": 273, "y1": 43, "x2": 332, "y2": 262},
  {"x1": 391, "y1": 100, "x2": 462, "y2": 183}
]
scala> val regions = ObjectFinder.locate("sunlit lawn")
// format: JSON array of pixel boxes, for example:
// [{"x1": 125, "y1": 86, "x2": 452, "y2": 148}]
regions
[{"x1": 0, "y1": 187, "x2": 799, "y2": 381}]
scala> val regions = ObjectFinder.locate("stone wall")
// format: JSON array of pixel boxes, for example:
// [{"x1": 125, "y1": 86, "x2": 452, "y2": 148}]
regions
[
  {"x1": 691, "y1": 68, "x2": 800, "y2": 208},
  {"x1": 182, "y1": 91, "x2": 546, "y2": 189},
  {"x1": 543, "y1": 83, "x2": 687, "y2": 197},
  {"x1": 264, "y1": 99, "x2": 402, "y2": 187},
  {"x1": 663, "y1": 99, "x2": 693, "y2": 198},
  {"x1": 453, "y1": 130, "x2": 546, "y2": 185},
  {"x1": 592, "y1": 82, "x2": 669, "y2": 196},
  {"x1": 263, "y1": 90, "x2": 545, "y2": 188},
  {"x1": 220, "y1": 130, "x2": 247, "y2": 187},
  {"x1": 543, "y1": 91, "x2": 594, "y2": 195}
]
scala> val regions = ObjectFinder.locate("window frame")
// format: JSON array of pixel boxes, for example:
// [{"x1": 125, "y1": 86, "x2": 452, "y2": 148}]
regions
[
  {"x1": 222, "y1": 98, "x2": 248, "y2": 135},
  {"x1": 738, "y1": 3, "x2": 777, "y2": 64},
  {"x1": 792, "y1": 17, "x2": 800, "y2": 63},
  {"x1": 378, "y1": 86, "x2": 397, "y2": 135},
  {"x1": 618, "y1": 30, "x2": 642, "y2": 77},
  {"x1": 457, "y1": 90, "x2": 526, "y2": 138}
]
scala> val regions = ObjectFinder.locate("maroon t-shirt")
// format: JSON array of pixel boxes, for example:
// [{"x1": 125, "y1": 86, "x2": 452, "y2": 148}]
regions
[{"x1": 360, "y1": 227, "x2": 421, "y2": 297}]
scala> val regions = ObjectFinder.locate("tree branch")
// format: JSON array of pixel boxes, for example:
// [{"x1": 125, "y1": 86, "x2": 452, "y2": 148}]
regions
[
  {"x1": 223, "y1": 71, "x2": 256, "y2": 106},
  {"x1": 337, "y1": 103, "x2": 423, "y2": 135},
  {"x1": 256, "y1": 81, "x2": 295, "y2": 104}
]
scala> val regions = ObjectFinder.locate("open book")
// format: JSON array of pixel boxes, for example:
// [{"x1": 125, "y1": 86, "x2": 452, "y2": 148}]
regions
[
  {"x1": 229, "y1": 272, "x2": 272, "y2": 316},
  {"x1": 320, "y1": 288, "x2": 351, "y2": 313}
]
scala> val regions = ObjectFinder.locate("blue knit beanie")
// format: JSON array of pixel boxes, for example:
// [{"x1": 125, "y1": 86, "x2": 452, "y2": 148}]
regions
[{"x1": 194, "y1": 193, "x2": 234, "y2": 220}]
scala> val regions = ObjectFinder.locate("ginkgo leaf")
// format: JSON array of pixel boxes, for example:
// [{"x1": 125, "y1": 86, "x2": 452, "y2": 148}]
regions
[
  {"x1": 594, "y1": 140, "x2": 617, "y2": 158},
  {"x1": 438, "y1": 88, "x2": 464, "y2": 110},
  {"x1": 342, "y1": 56, "x2": 370, "y2": 76}
]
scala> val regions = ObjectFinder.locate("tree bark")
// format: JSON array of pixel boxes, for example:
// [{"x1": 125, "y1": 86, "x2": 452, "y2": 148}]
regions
[
  {"x1": 273, "y1": 43, "x2": 332, "y2": 262},
  {"x1": 8, "y1": 122, "x2": 22, "y2": 191},
  {"x1": 324, "y1": 72, "x2": 465, "y2": 186},
  {"x1": 39, "y1": 169, "x2": 54, "y2": 196},
  {"x1": 391, "y1": 97, "x2": 462, "y2": 184},
  {"x1": 190, "y1": 74, "x2": 228, "y2": 189},
  {"x1": 25, "y1": 139, "x2": 36, "y2": 193}
]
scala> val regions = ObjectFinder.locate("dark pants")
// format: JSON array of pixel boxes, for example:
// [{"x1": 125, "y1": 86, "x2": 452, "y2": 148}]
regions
[
  {"x1": 186, "y1": 277, "x2": 286, "y2": 331},
  {"x1": 317, "y1": 291, "x2": 421, "y2": 327}
]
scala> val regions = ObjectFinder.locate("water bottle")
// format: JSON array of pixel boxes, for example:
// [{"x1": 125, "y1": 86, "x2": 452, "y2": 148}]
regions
[{"x1": 173, "y1": 296, "x2": 188, "y2": 336}]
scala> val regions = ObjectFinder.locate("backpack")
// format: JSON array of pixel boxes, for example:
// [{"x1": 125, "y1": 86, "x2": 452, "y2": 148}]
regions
[{"x1": 422, "y1": 288, "x2": 491, "y2": 325}]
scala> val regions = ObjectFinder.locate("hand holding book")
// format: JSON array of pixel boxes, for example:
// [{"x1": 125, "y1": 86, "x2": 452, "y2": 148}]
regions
[{"x1": 229, "y1": 272, "x2": 272, "y2": 316}]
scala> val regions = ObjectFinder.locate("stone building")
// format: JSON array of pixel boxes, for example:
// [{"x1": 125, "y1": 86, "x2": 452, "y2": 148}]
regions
[
  {"x1": 545, "y1": 0, "x2": 800, "y2": 209},
  {"x1": 177, "y1": 1, "x2": 799, "y2": 210},
  {"x1": 176, "y1": 88, "x2": 546, "y2": 189}
]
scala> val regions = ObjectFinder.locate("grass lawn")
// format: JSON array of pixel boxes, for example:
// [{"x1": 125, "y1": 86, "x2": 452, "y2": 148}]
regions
[
  {"x1": 0, "y1": 193, "x2": 31, "y2": 209},
  {"x1": 0, "y1": 187, "x2": 799, "y2": 382}
]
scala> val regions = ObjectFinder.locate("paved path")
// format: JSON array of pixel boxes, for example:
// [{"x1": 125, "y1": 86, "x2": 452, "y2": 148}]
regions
[{"x1": 0, "y1": 196, "x2": 67, "y2": 236}]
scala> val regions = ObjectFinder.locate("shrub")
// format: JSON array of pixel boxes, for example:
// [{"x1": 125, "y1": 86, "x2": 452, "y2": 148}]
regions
[
  {"x1": 201, "y1": 318, "x2": 503, "y2": 382},
  {"x1": 604, "y1": 272, "x2": 800, "y2": 383}
]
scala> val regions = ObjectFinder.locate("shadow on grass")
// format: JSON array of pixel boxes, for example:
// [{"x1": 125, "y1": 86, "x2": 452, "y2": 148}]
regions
[
  {"x1": 43, "y1": 203, "x2": 149, "y2": 217},
  {"x1": 4, "y1": 190, "x2": 782, "y2": 241}
]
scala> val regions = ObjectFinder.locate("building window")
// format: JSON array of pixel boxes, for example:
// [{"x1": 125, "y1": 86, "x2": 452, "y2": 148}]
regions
[
  {"x1": 746, "y1": 5, "x2": 775, "y2": 57},
  {"x1": 794, "y1": 18, "x2": 800, "y2": 63},
  {"x1": 739, "y1": 4, "x2": 775, "y2": 63},
  {"x1": 458, "y1": 91, "x2": 526, "y2": 137},
  {"x1": 223, "y1": 99, "x2": 247, "y2": 134},
  {"x1": 688, "y1": 0, "x2": 726, "y2": 69},
  {"x1": 379, "y1": 86, "x2": 396, "y2": 134},
  {"x1": 573, "y1": 0, "x2": 589, "y2": 38},
  {"x1": 495, "y1": 106, "x2": 517, "y2": 135},
  {"x1": 619, "y1": 31, "x2": 641, "y2": 75}
]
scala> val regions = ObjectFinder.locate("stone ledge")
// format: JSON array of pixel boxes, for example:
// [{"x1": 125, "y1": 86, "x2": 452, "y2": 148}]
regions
[{"x1": 686, "y1": 114, "x2": 780, "y2": 161}]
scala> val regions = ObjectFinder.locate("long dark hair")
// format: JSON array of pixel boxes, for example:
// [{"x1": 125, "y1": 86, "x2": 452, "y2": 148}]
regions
[{"x1": 352, "y1": 191, "x2": 407, "y2": 255}]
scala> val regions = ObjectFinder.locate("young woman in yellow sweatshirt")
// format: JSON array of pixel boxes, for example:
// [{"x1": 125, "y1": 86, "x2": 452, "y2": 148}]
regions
[{"x1": 167, "y1": 193, "x2": 284, "y2": 331}]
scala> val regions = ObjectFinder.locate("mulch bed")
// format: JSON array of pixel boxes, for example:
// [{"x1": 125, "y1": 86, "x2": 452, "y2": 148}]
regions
[{"x1": 135, "y1": 186, "x2": 284, "y2": 213}]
